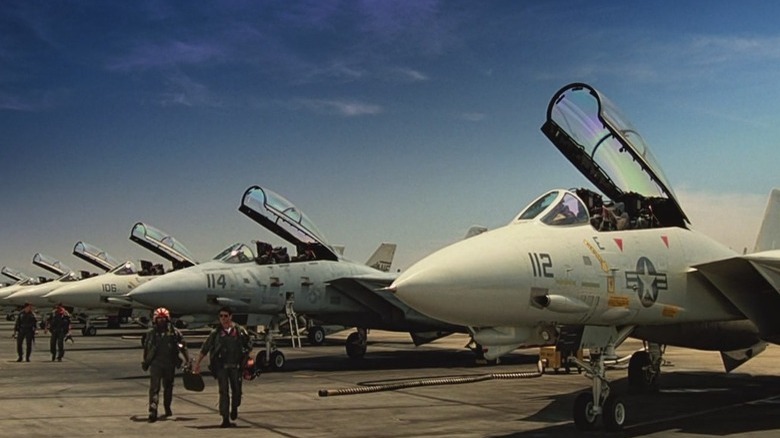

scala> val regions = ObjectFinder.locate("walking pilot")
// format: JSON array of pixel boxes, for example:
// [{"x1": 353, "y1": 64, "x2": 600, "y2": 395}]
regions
[
  {"x1": 45, "y1": 303, "x2": 71, "y2": 361},
  {"x1": 142, "y1": 307, "x2": 189, "y2": 422},
  {"x1": 13, "y1": 302, "x2": 37, "y2": 362},
  {"x1": 193, "y1": 306, "x2": 253, "y2": 428}
]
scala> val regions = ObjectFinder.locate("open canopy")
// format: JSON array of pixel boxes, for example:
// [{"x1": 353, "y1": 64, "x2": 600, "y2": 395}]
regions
[
  {"x1": 129, "y1": 222, "x2": 197, "y2": 268},
  {"x1": 32, "y1": 253, "x2": 73, "y2": 276},
  {"x1": 239, "y1": 185, "x2": 339, "y2": 261},
  {"x1": 541, "y1": 83, "x2": 688, "y2": 227},
  {"x1": 73, "y1": 241, "x2": 120, "y2": 272},
  {"x1": 1, "y1": 267, "x2": 29, "y2": 282}
]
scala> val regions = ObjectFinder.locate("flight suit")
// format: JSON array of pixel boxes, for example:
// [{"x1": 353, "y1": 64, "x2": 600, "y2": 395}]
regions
[
  {"x1": 14, "y1": 309, "x2": 37, "y2": 362},
  {"x1": 200, "y1": 323, "x2": 252, "y2": 424},
  {"x1": 142, "y1": 322, "x2": 187, "y2": 420},
  {"x1": 46, "y1": 308, "x2": 71, "y2": 361}
]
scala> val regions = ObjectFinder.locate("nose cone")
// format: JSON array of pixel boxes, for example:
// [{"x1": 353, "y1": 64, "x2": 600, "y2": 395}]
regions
[
  {"x1": 6, "y1": 283, "x2": 59, "y2": 307},
  {"x1": 45, "y1": 279, "x2": 99, "y2": 308},
  {"x1": 129, "y1": 268, "x2": 205, "y2": 313},
  {"x1": 392, "y1": 227, "x2": 526, "y2": 327}
]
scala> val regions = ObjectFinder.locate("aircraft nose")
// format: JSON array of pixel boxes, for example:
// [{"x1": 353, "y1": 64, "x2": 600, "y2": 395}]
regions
[
  {"x1": 128, "y1": 270, "x2": 201, "y2": 312},
  {"x1": 391, "y1": 228, "x2": 524, "y2": 327}
]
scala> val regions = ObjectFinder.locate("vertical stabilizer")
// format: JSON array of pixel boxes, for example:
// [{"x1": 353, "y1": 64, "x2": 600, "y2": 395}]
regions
[
  {"x1": 754, "y1": 188, "x2": 780, "y2": 252},
  {"x1": 365, "y1": 243, "x2": 396, "y2": 272}
]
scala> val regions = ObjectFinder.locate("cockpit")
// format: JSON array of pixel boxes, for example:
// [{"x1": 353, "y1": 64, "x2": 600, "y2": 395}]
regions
[
  {"x1": 110, "y1": 261, "x2": 138, "y2": 276},
  {"x1": 515, "y1": 190, "x2": 589, "y2": 226},
  {"x1": 58, "y1": 272, "x2": 81, "y2": 283},
  {"x1": 516, "y1": 188, "x2": 664, "y2": 231},
  {"x1": 213, "y1": 243, "x2": 256, "y2": 264}
]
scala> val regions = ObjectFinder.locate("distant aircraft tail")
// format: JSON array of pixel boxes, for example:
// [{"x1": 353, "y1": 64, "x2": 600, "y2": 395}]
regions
[
  {"x1": 753, "y1": 188, "x2": 780, "y2": 252},
  {"x1": 464, "y1": 225, "x2": 488, "y2": 239},
  {"x1": 365, "y1": 243, "x2": 396, "y2": 272}
]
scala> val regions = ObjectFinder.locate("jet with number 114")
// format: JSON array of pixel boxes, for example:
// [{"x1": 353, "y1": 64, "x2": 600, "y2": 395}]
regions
[{"x1": 391, "y1": 82, "x2": 780, "y2": 432}]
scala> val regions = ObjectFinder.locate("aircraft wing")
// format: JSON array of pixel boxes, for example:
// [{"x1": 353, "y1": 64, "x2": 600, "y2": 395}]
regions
[
  {"x1": 326, "y1": 274, "x2": 462, "y2": 334},
  {"x1": 693, "y1": 249, "x2": 780, "y2": 343}
]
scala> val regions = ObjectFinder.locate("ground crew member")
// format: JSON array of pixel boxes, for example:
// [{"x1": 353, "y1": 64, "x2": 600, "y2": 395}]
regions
[
  {"x1": 13, "y1": 302, "x2": 37, "y2": 362},
  {"x1": 45, "y1": 303, "x2": 71, "y2": 361},
  {"x1": 142, "y1": 307, "x2": 189, "y2": 422},
  {"x1": 193, "y1": 306, "x2": 252, "y2": 428}
]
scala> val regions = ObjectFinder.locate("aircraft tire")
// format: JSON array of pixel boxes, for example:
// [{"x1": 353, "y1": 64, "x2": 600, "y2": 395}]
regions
[
  {"x1": 572, "y1": 392, "x2": 598, "y2": 431},
  {"x1": 307, "y1": 326, "x2": 326, "y2": 346},
  {"x1": 628, "y1": 351, "x2": 657, "y2": 392},
  {"x1": 345, "y1": 332, "x2": 366, "y2": 359},
  {"x1": 602, "y1": 394, "x2": 627, "y2": 431},
  {"x1": 270, "y1": 350, "x2": 285, "y2": 370}
]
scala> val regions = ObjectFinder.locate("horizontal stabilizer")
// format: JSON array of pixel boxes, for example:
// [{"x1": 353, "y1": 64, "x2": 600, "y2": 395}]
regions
[
  {"x1": 327, "y1": 275, "x2": 459, "y2": 332},
  {"x1": 720, "y1": 341, "x2": 767, "y2": 373},
  {"x1": 694, "y1": 250, "x2": 780, "y2": 340}
]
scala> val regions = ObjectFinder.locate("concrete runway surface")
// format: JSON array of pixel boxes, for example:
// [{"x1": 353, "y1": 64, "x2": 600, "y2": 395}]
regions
[{"x1": 3, "y1": 321, "x2": 780, "y2": 437}]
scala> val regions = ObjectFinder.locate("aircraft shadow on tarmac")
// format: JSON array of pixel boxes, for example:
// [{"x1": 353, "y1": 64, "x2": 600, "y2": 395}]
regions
[{"x1": 494, "y1": 372, "x2": 780, "y2": 437}]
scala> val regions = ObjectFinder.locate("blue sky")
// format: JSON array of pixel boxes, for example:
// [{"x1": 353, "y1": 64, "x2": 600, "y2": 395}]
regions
[{"x1": 1, "y1": 1, "x2": 778, "y2": 278}]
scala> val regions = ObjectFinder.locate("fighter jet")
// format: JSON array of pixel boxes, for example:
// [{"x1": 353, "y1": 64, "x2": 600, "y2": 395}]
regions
[
  {"x1": 0, "y1": 267, "x2": 38, "y2": 320},
  {"x1": 5, "y1": 253, "x2": 81, "y2": 308},
  {"x1": 42, "y1": 241, "x2": 150, "y2": 336},
  {"x1": 46, "y1": 226, "x2": 206, "y2": 335},
  {"x1": 391, "y1": 82, "x2": 780, "y2": 431},
  {"x1": 129, "y1": 185, "x2": 461, "y2": 370}
]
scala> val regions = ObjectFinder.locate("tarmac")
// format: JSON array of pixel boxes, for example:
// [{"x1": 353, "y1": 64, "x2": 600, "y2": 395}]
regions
[{"x1": 3, "y1": 320, "x2": 780, "y2": 437}]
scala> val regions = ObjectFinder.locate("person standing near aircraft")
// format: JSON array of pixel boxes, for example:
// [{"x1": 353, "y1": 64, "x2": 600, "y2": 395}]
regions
[
  {"x1": 142, "y1": 307, "x2": 189, "y2": 422},
  {"x1": 45, "y1": 303, "x2": 71, "y2": 361},
  {"x1": 193, "y1": 306, "x2": 252, "y2": 428},
  {"x1": 13, "y1": 302, "x2": 37, "y2": 362}
]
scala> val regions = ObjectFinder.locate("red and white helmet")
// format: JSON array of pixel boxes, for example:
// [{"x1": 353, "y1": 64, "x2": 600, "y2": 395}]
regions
[{"x1": 153, "y1": 307, "x2": 170, "y2": 320}]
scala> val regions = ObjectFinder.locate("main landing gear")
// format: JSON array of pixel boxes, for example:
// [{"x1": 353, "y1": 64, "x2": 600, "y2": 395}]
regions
[
  {"x1": 255, "y1": 318, "x2": 286, "y2": 371},
  {"x1": 569, "y1": 326, "x2": 636, "y2": 432},
  {"x1": 628, "y1": 343, "x2": 663, "y2": 392},
  {"x1": 345, "y1": 328, "x2": 368, "y2": 359},
  {"x1": 572, "y1": 351, "x2": 626, "y2": 431}
]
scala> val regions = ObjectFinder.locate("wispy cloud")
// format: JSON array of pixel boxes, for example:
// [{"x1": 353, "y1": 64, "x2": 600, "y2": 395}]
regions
[
  {"x1": 0, "y1": 90, "x2": 64, "y2": 112},
  {"x1": 157, "y1": 72, "x2": 223, "y2": 108},
  {"x1": 108, "y1": 40, "x2": 226, "y2": 72},
  {"x1": 459, "y1": 112, "x2": 486, "y2": 122},
  {"x1": 389, "y1": 67, "x2": 429, "y2": 82},
  {"x1": 289, "y1": 98, "x2": 383, "y2": 116}
]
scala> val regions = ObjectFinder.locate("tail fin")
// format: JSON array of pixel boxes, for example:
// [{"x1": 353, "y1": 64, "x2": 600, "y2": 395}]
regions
[
  {"x1": 365, "y1": 243, "x2": 396, "y2": 272},
  {"x1": 753, "y1": 188, "x2": 780, "y2": 252}
]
